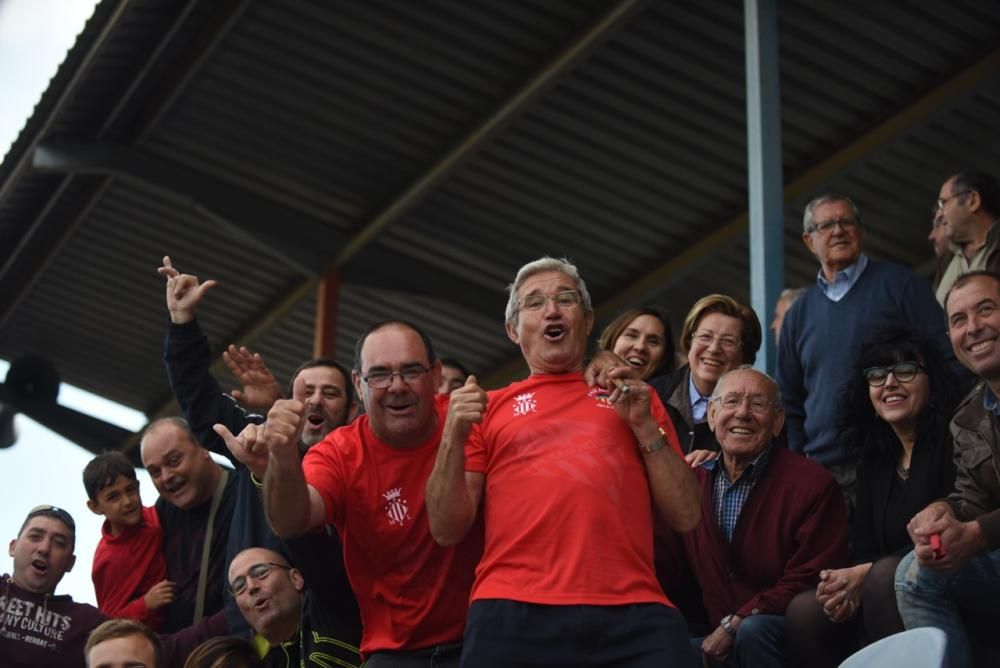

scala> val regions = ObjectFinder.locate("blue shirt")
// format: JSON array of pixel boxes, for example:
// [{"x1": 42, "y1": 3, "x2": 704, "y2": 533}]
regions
[
  {"x1": 817, "y1": 253, "x2": 869, "y2": 302},
  {"x1": 706, "y1": 446, "x2": 772, "y2": 541},
  {"x1": 688, "y1": 372, "x2": 710, "y2": 423},
  {"x1": 983, "y1": 385, "x2": 1000, "y2": 416}
]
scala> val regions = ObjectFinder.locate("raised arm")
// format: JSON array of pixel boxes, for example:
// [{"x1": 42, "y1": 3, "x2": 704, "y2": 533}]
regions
[
  {"x1": 608, "y1": 365, "x2": 701, "y2": 532},
  {"x1": 223, "y1": 344, "x2": 284, "y2": 410},
  {"x1": 426, "y1": 376, "x2": 486, "y2": 546}
]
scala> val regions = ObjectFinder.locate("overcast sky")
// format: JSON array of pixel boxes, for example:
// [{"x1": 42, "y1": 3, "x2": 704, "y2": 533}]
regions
[{"x1": 0, "y1": 0, "x2": 147, "y2": 605}]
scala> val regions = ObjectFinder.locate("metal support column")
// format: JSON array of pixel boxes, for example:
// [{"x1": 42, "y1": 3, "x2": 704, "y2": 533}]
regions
[
  {"x1": 313, "y1": 269, "x2": 341, "y2": 359},
  {"x1": 745, "y1": 0, "x2": 784, "y2": 374}
]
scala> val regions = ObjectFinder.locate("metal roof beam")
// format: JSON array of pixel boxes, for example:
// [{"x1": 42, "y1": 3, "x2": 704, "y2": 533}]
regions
[{"x1": 331, "y1": 0, "x2": 647, "y2": 269}]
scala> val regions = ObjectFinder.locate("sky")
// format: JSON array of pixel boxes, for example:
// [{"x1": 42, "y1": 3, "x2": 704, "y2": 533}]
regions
[{"x1": 0, "y1": 0, "x2": 146, "y2": 605}]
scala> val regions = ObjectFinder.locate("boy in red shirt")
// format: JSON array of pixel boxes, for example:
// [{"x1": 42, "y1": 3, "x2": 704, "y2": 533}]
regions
[{"x1": 83, "y1": 452, "x2": 174, "y2": 629}]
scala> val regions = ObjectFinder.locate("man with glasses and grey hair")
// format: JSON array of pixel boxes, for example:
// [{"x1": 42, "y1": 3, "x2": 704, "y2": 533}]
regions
[
  {"x1": 776, "y1": 193, "x2": 957, "y2": 519},
  {"x1": 675, "y1": 366, "x2": 847, "y2": 668},
  {"x1": 932, "y1": 170, "x2": 1000, "y2": 305},
  {"x1": 216, "y1": 320, "x2": 483, "y2": 667},
  {"x1": 425, "y1": 256, "x2": 701, "y2": 667}
]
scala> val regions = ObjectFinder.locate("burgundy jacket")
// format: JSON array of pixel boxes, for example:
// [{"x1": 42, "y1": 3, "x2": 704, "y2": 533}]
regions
[{"x1": 678, "y1": 446, "x2": 849, "y2": 625}]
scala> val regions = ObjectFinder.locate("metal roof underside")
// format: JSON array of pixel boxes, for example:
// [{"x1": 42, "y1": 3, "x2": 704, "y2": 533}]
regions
[{"x1": 1, "y1": 0, "x2": 999, "y2": 446}]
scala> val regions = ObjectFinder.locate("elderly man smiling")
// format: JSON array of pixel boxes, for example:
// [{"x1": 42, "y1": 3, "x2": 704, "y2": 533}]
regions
[
  {"x1": 676, "y1": 367, "x2": 848, "y2": 668},
  {"x1": 426, "y1": 256, "x2": 701, "y2": 668}
]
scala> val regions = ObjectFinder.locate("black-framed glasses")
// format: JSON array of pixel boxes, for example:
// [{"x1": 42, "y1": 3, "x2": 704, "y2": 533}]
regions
[
  {"x1": 26, "y1": 504, "x2": 76, "y2": 532},
  {"x1": 229, "y1": 562, "x2": 291, "y2": 597},
  {"x1": 810, "y1": 218, "x2": 858, "y2": 235},
  {"x1": 517, "y1": 290, "x2": 581, "y2": 312},
  {"x1": 863, "y1": 362, "x2": 924, "y2": 387},
  {"x1": 362, "y1": 365, "x2": 431, "y2": 390},
  {"x1": 711, "y1": 393, "x2": 777, "y2": 413},
  {"x1": 937, "y1": 190, "x2": 971, "y2": 210}
]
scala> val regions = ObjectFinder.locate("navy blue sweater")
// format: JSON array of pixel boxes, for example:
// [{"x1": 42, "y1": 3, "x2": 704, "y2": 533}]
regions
[{"x1": 775, "y1": 260, "x2": 958, "y2": 466}]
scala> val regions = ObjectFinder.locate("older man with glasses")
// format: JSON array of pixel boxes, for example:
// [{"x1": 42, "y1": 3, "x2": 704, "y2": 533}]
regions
[
  {"x1": 217, "y1": 320, "x2": 483, "y2": 668},
  {"x1": 425, "y1": 256, "x2": 701, "y2": 668},
  {"x1": 776, "y1": 192, "x2": 960, "y2": 524},
  {"x1": 932, "y1": 170, "x2": 1000, "y2": 306},
  {"x1": 675, "y1": 367, "x2": 848, "y2": 668},
  {"x1": 224, "y1": 547, "x2": 361, "y2": 667}
]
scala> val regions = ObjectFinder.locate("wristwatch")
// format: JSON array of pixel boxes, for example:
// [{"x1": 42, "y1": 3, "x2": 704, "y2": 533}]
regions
[
  {"x1": 640, "y1": 428, "x2": 668, "y2": 455},
  {"x1": 720, "y1": 614, "x2": 737, "y2": 637}
]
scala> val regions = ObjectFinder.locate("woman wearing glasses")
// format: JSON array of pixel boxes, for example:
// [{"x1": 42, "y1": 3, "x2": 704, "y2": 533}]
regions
[
  {"x1": 596, "y1": 305, "x2": 677, "y2": 382},
  {"x1": 647, "y1": 294, "x2": 762, "y2": 456},
  {"x1": 785, "y1": 331, "x2": 961, "y2": 668}
]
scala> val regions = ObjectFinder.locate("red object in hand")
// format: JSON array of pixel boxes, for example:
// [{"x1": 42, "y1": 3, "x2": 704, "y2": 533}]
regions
[{"x1": 930, "y1": 533, "x2": 945, "y2": 560}]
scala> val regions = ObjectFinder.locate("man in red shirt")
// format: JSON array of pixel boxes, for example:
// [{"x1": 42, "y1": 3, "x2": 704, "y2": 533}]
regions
[
  {"x1": 425, "y1": 256, "x2": 701, "y2": 667},
  {"x1": 219, "y1": 320, "x2": 482, "y2": 667}
]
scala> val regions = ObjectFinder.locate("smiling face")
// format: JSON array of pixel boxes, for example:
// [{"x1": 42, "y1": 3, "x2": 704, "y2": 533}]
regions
[
  {"x1": 87, "y1": 474, "x2": 143, "y2": 532},
  {"x1": 869, "y1": 364, "x2": 929, "y2": 433},
  {"x1": 612, "y1": 314, "x2": 667, "y2": 380},
  {"x1": 947, "y1": 275, "x2": 1000, "y2": 387},
  {"x1": 687, "y1": 312, "x2": 744, "y2": 397},
  {"x1": 9, "y1": 516, "x2": 76, "y2": 595},
  {"x1": 353, "y1": 323, "x2": 441, "y2": 448},
  {"x1": 507, "y1": 270, "x2": 594, "y2": 375},
  {"x1": 141, "y1": 422, "x2": 218, "y2": 510},
  {"x1": 802, "y1": 199, "x2": 864, "y2": 280},
  {"x1": 291, "y1": 365, "x2": 350, "y2": 448},
  {"x1": 228, "y1": 548, "x2": 303, "y2": 645},
  {"x1": 708, "y1": 369, "x2": 784, "y2": 466}
]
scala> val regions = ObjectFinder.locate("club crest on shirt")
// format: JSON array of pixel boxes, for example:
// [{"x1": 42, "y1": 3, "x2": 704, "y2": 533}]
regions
[
  {"x1": 382, "y1": 487, "x2": 411, "y2": 526},
  {"x1": 587, "y1": 386, "x2": 615, "y2": 409},
  {"x1": 512, "y1": 392, "x2": 537, "y2": 416}
]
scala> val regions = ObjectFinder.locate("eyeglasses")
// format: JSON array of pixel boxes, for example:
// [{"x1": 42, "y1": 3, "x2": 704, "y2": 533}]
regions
[
  {"x1": 229, "y1": 562, "x2": 291, "y2": 597},
  {"x1": 362, "y1": 365, "x2": 431, "y2": 389},
  {"x1": 691, "y1": 331, "x2": 741, "y2": 352},
  {"x1": 937, "y1": 190, "x2": 971, "y2": 210},
  {"x1": 26, "y1": 505, "x2": 76, "y2": 532},
  {"x1": 711, "y1": 393, "x2": 777, "y2": 413},
  {"x1": 517, "y1": 290, "x2": 581, "y2": 312},
  {"x1": 863, "y1": 362, "x2": 924, "y2": 387},
  {"x1": 810, "y1": 218, "x2": 858, "y2": 235}
]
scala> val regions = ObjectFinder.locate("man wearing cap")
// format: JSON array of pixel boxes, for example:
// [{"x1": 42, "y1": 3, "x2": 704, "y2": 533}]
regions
[{"x1": 1, "y1": 505, "x2": 226, "y2": 668}]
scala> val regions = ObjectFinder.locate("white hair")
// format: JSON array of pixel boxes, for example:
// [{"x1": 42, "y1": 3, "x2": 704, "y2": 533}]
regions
[{"x1": 504, "y1": 256, "x2": 593, "y2": 324}]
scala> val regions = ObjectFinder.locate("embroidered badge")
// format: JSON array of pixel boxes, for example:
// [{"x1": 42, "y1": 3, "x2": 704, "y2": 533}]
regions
[
  {"x1": 382, "y1": 487, "x2": 411, "y2": 526},
  {"x1": 513, "y1": 392, "x2": 537, "y2": 416}
]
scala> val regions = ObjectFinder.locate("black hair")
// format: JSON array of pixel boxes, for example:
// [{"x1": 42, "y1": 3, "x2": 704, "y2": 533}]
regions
[
  {"x1": 83, "y1": 451, "x2": 138, "y2": 501},
  {"x1": 439, "y1": 357, "x2": 469, "y2": 377},
  {"x1": 951, "y1": 169, "x2": 1000, "y2": 219},
  {"x1": 353, "y1": 320, "x2": 437, "y2": 372},
  {"x1": 287, "y1": 358, "x2": 354, "y2": 407}
]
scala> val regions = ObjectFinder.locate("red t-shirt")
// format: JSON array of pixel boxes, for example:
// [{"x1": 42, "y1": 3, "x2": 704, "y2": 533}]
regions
[
  {"x1": 91, "y1": 506, "x2": 166, "y2": 629},
  {"x1": 302, "y1": 395, "x2": 482, "y2": 655},
  {"x1": 464, "y1": 372, "x2": 683, "y2": 606}
]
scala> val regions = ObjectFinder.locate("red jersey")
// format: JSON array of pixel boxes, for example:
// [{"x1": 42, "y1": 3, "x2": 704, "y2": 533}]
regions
[
  {"x1": 464, "y1": 372, "x2": 683, "y2": 606},
  {"x1": 302, "y1": 395, "x2": 482, "y2": 655},
  {"x1": 91, "y1": 506, "x2": 166, "y2": 629}
]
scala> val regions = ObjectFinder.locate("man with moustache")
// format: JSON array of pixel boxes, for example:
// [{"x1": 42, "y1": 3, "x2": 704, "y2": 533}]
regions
[
  {"x1": 157, "y1": 257, "x2": 359, "y2": 641},
  {"x1": 219, "y1": 320, "x2": 482, "y2": 667},
  {"x1": 425, "y1": 256, "x2": 701, "y2": 667},
  {"x1": 895, "y1": 271, "x2": 1000, "y2": 668},
  {"x1": 932, "y1": 171, "x2": 1000, "y2": 305}
]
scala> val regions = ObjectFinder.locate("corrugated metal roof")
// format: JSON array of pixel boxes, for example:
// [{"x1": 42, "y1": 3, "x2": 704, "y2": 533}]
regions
[{"x1": 1, "y1": 0, "x2": 999, "y2": 447}]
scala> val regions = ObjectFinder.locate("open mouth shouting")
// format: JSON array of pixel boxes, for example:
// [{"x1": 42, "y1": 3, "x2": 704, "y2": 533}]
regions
[{"x1": 543, "y1": 323, "x2": 567, "y2": 342}]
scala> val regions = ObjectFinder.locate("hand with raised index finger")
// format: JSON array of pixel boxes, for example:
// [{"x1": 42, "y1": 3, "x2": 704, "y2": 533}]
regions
[{"x1": 157, "y1": 254, "x2": 218, "y2": 324}]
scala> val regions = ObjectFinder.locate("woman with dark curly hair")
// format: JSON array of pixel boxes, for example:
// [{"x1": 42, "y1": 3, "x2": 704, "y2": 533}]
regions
[{"x1": 785, "y1": 330, "x2": 962, "y2": 668}]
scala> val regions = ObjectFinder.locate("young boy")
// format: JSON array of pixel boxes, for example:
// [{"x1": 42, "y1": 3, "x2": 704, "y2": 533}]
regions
[{"x1": 84, "y1": 451, "x2": 174, "y2": 630}]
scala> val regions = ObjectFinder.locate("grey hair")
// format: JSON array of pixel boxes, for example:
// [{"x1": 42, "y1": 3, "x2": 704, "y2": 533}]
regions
[
  {"x1": 504, "y1": 256, "x2": 594, "y2": 324},
  {"x1": 779, "y1": 287, "x2": 807, "y2": 306},
  {"x1": 710, "y1": 365, "x2": 783, "y2": 407},
  {"x1": 802, "y1": 193, "x2": 861, "y2": 233}
]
